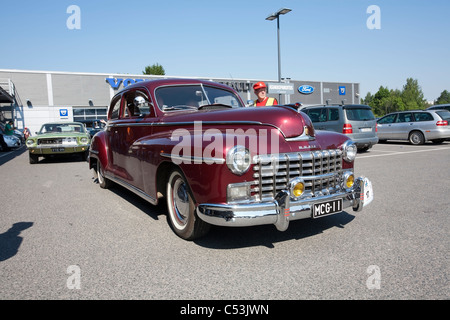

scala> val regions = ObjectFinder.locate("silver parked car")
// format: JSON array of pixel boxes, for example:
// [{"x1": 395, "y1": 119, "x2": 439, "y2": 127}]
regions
[
  {"x1": 0, "y1": 133, "x2": 21, "y2": 151},
  {"x1": 377, "y1": 110, "x2": 450, "y2": 144},
  {"x1": 301, "y1": 104, "x2": 378, "y2": 151}
]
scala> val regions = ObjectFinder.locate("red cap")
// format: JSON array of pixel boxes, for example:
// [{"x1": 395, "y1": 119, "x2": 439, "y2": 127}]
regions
[{"x1": 253, "y1": 81, "x2": 267, "y2": 90}]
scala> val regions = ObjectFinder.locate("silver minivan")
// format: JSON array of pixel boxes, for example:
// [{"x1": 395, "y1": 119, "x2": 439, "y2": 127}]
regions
[
  {"x1": 301, "y1": 104, "x2": 378, "y2": 151},
  {"x1": 377, "y1": 110, "x2": 450, "y2": 144}
]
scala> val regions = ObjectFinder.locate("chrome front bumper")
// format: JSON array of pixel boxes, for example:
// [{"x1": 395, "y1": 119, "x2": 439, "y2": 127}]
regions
[{"x1": 197, "y1": 177, "x2": 372, "y2": 231}]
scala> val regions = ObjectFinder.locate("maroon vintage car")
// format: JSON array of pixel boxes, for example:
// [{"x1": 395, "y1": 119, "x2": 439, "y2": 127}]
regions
[{"x1": 89, "y1": 78, "x2": 373, "y2": 240}]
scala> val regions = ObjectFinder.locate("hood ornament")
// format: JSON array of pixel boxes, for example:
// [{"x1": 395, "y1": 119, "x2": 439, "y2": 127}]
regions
[{"x1": 285, "y1": 126, "x2": 316, "y2": 142}]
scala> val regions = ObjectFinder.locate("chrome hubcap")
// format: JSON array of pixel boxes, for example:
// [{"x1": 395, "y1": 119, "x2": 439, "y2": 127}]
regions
[{"x1": 172, "y1": 178, "x2": 189, "y2": 227}]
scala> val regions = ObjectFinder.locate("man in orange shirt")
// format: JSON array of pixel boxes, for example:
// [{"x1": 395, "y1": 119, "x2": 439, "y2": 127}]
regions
[{"x1": 252, "y1": 82, "x2": 278, "y2": 107}]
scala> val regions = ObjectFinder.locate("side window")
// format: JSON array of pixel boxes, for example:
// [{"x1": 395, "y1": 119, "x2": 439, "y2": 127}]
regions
[
  {"x1": 305, "y1": 108, "x2": 322, "y2": 123},
  {"x1": 109, "y1": 95, "x2": 122, "y2": 120},
  {"x1": 414, "y1": 112, "x2": 433, "y2": 122},
  {"x1": 122, "y1": 90, "x2": 153, "y2": 118},
  {"x1": 328, "y1": 108, "x2": 339, "y2": 121},
  {"x1": 396, "y1": 112, "x2": 413, "y2": 123},
  {"x1": 318, "y1": 108, "x2": 327, "y2": 122},
  {"x1": 378, "y1": 114, "x2": 397, "y2": 124}
]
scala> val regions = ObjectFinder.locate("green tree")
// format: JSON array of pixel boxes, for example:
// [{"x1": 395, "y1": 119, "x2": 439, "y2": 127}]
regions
[
  {"x1": 401, "y1": 78, "x2": 426, "y2": 109},
  {"x1": 142, "y1": 63, "x2": 165, "y2": 75},
  {"x1": 372, "y1": 86, "x2": 390, "y2": 116},
  {"x1": 435, "y1": 90, "x2": 450, "y2": 105}
]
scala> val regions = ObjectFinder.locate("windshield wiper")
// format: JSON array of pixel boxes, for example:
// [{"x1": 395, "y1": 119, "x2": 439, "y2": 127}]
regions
[
  {"x1": 163, "y1": 105, "x2": 198, "y2": 111},
  {"x1": 198, "y1": 103, "x2": 233, "y2": 110}
]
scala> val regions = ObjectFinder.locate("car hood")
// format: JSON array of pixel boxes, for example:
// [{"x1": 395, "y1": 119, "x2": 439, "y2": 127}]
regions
[
  {"x1": 158, "y1": 106, "x2": 313, "y2": 139},
  {"x1": 30, "y1": 132, "x2": 89, "y2": 139}
]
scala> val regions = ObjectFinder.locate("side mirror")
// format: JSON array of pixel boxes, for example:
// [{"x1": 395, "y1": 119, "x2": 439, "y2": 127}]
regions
[
  {"x1": 134, "y1": 96, "x2": 152, "y2": 117},
  {"x1": 138, "y1": 105, "x2": 152, "y2": 117}
]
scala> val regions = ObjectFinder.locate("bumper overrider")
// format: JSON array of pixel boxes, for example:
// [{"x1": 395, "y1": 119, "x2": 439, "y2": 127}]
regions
[{"x1": 197, "y1": 176, "x2": 373, "y2": 231}]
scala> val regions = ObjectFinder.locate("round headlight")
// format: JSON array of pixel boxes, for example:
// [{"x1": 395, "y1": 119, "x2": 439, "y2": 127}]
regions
[
  {"x1": 26, "y1": 139, "x2": 35, "y2": 147},
  {"x1": 80, "y1": 137, "x2": 88, "y2": 144},
  {"x1": 226, "y1": 146, "x2": 251, "y2": 175},
  {"x1": 342, "y1": 140, "x2": 357, "y2": 162}
]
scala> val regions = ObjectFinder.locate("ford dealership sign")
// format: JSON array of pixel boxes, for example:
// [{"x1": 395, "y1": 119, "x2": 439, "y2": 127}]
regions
[{"x1": 298, "y1": 85, "x2": 314, "y2": 94}]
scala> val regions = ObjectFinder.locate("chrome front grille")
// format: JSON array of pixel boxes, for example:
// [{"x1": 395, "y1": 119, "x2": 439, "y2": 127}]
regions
[
  {"x1": 38, "y1": 138, "x2": 63, "y2": 145},
  {"x1": 252, "y1": 149, "x2": 343, "y2": 201}
]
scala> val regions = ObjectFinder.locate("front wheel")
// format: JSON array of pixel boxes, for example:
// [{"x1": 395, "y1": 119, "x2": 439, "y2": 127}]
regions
[
  {"x1": 96, "y1": 160, "x2": 111, "y2": 189},
  {"x1": 29, "y1": 153, "x2": 39, "y2": 164},
  {"x1": 166, "y1": 169, "x2": 210, "y2": 240}
]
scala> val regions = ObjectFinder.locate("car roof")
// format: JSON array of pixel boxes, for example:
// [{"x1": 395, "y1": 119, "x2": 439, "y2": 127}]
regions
[
  {"x1": 117, "y1": 78, "x2": 234, "y2": 94},
  {"x1": 302, "y1": 104, "x2": 372, "y2": 109},
  {"x1": 379, "y1": 109, "x2": 449, "y2": 117},
  {"x1": 41, "y1": 121, "x2": 84, "y2": 125},
  {"x1": 427, "y1": 104, "x2": 450, "y2": 109}
]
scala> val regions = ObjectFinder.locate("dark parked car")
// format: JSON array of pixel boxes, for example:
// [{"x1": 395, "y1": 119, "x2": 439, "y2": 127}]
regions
[
  {"x1": 78, "y1": 119, "x2": 106, "y2": 138},
  {"x1": 427, "y1": 104, "x2": 450, "y2": 112},
  {"x1": 301, "y1": 104, "x2": 378, "y2": 151},
  {"x1": 89, "y1": 79, "x2": 373, "y2": 240},
  {"x1": 377, "y1": 110, "x2": 450, "y2": 144}
]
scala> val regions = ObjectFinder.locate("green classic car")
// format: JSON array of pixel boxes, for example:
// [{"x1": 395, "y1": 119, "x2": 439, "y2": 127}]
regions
[{"x1": 25, "y1": 122, "x2": 91, "y2": 164}]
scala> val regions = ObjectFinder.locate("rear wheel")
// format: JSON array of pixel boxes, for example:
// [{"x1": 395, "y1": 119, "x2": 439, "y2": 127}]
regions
[
  {"x1": 166, "y1": 169, "x2": 210, "y2": 240},
  {"x1": 409, "y1": 131, "x2": 425, "y2": 145}
]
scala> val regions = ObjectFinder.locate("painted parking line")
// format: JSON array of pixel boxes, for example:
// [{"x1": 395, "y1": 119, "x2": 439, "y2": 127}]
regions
[
  {"x1": 358, "y1": 145, "x2": 450, "y2": 159},
  {"x1": 364, "y1": 149, "x2": 398, "y2": 154}
]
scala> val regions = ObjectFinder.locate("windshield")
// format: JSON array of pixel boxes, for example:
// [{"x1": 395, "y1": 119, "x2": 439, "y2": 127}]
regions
[
  {"x1": 345, "y1": 108, "x2": 375, "y2": 121},
  {"x1": 155, "y1": 85, "x2": 244, "y2": 111},
  {"x1": 39, "y1": 123, "x2": 85, "y2": 134}
]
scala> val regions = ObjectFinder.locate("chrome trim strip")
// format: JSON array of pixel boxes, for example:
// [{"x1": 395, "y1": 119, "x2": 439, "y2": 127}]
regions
[
  {"x1": 110, "y1": 121, "x2": 263, "y2": 128},
  {"x1": 160, "y1": 153, "x2": 225, "y2": 164}
]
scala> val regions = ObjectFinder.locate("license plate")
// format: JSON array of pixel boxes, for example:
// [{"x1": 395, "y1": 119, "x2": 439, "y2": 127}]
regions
[
  {"x1": 312, "y1": 199, "x2": 343, "y2": 218},
  {"x1": 51, "y1": 147, "x2": 65, "y2": 152},
  {"x1": 360, "y1": 127, "x2": 372, "y2": 132}
]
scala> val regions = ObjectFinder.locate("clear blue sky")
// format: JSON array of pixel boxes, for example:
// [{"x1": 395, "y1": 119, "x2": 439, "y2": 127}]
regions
[{"x1": 1, "y1": 0, "x2": 449, "y2": 101}]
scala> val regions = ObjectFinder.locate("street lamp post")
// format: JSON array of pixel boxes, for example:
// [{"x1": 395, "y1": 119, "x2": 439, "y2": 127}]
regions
[{"x1": 266, "y1": 8, "x2": 292, "y2": 99}]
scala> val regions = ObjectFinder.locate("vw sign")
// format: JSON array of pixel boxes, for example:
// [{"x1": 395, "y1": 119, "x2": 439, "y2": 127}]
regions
[{"x1": 298, "y1": 85, "x2": 315, "y2": 95}]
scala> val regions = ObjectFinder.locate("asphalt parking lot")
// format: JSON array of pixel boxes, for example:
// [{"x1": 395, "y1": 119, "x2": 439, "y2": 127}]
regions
[{"x1": 0, "y1": 142, "x2": 449, "y2": 302}]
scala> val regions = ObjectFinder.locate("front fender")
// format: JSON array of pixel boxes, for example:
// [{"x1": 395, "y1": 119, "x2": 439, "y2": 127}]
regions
[{"x1": 89, "y1": 130, "x2": 108, "y2": 170}]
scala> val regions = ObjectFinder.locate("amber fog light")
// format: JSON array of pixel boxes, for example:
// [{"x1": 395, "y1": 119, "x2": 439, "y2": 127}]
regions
[
  {"x1": 343, "y1": 172, "x2": 355, "y2": 190},
  {"x1": 290, "y1": 178, "x2": 305, "y2": 199}
]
